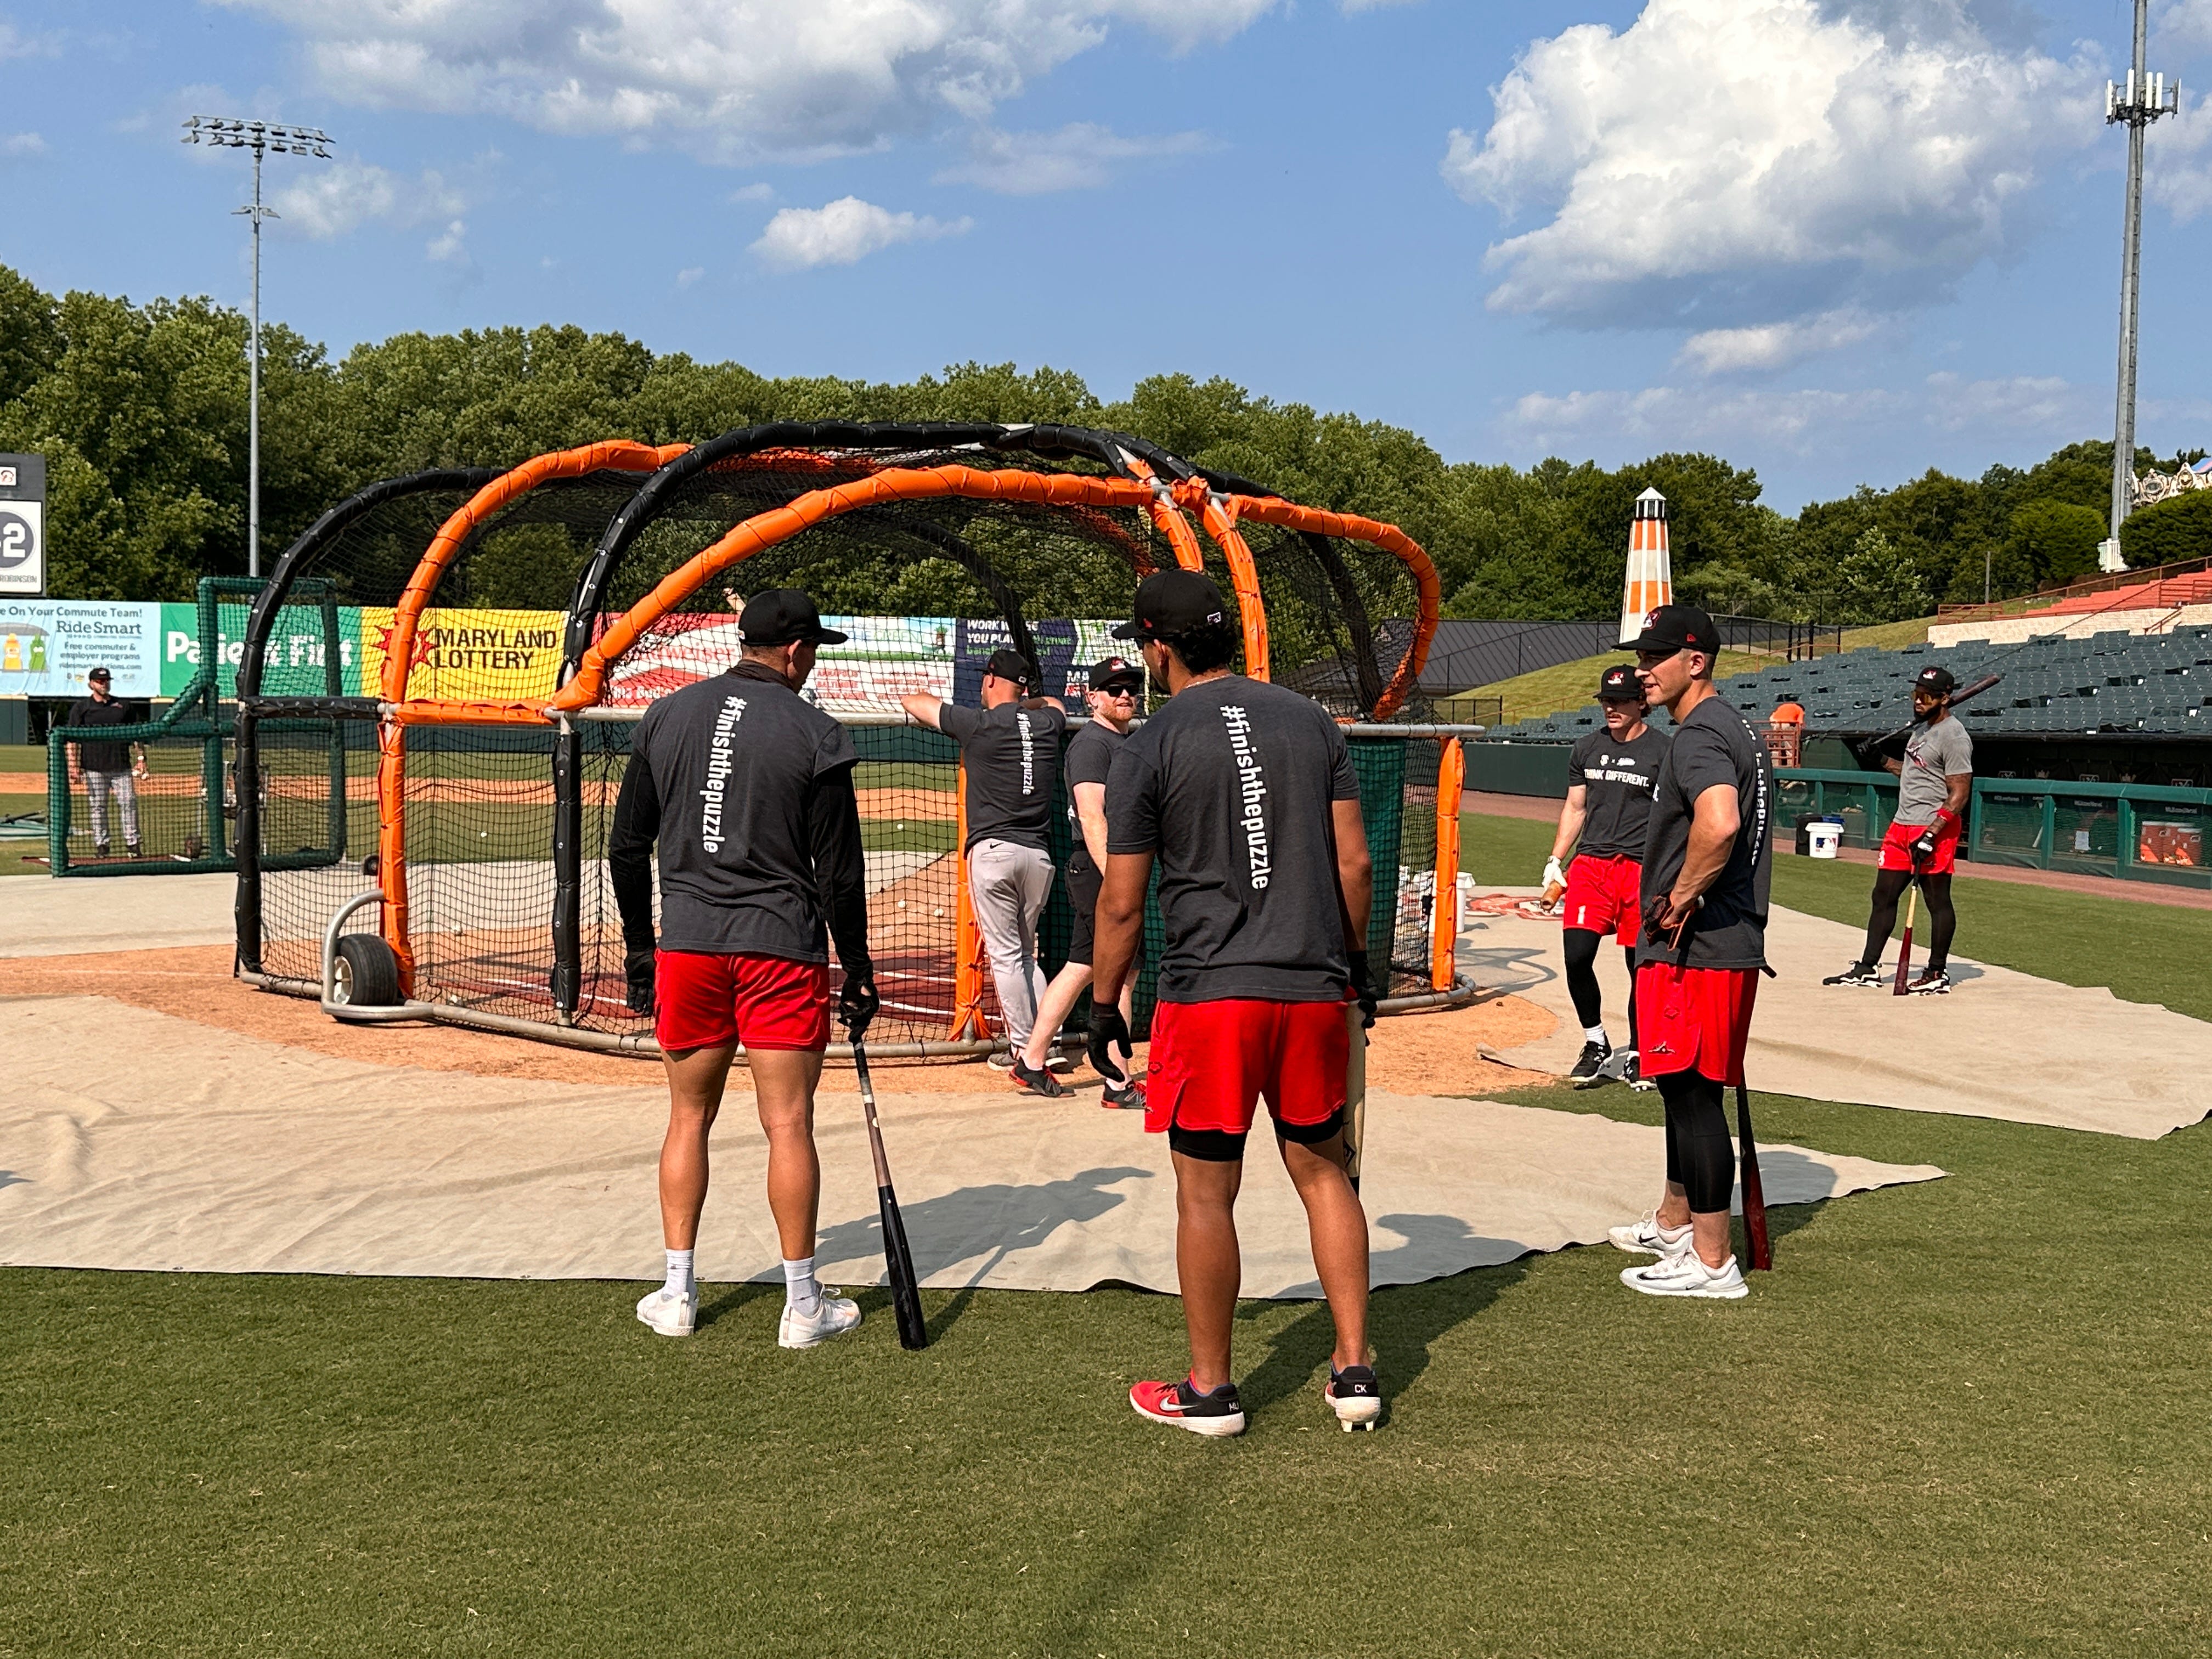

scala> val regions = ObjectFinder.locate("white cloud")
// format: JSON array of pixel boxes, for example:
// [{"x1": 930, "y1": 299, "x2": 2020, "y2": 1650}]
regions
[
  {"x1": 0, "y1": 19, "x2": 60, "y2": 60},
  {"x1": 676, "y1": 265, "x2": 705, "y2": 288},
  {"x1": 1500, "y1": 372, "x2": 2096, "y2": 455},
  {"x1": 270, "y1": 160, "x2": 467, "y2": 238},
  {"x1": 1443, "y1": 0, "x2": 2101, "y2": 343},
  {"x1": 218, "y1": 0, "x2": 1283, "y2": 162},
  {"x1": 2, "y1": 131, "x2": 44, "y2": 158},
  {"x1": 1677, "y1": 308, "x2": 1884, "y2": 375},
  {"x1": 728, "y1": 183, "x2": 776, "y2": 204},
  {"x1": 934, "y1": 121, "x2": 1207, "y2": 193},
  {"x1": 2147, "y1": 91, "x2": 2212, "y2": 221},
  {"x1": 425, "y1": 219, "x2": 470, "y2": 265},
  {"x1": 2157, "y1": 0, "x2": 2212, "y2": 59},
  {"x1": 751, "y1": 196, "x2": 973, "y2": 270}
]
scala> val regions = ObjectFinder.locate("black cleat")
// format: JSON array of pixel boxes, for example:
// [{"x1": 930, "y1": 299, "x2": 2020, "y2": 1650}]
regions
[
  {"x1": 1568, "y1": 1040, "x2": 1612, "y2": 1083},
  {"x1": 1323, "y1": 1363, "x2": 1383, "y2": 1431},
  {"x1": 1908, "y1": 969, "x2": 1953, "y2": 995},
  {"x1": 1822, "y1": 962, "x2": 1883, "y2": 988}
]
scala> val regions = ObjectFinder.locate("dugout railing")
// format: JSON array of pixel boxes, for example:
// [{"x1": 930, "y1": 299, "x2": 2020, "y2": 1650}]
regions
[{"x1": 230, "y1": 425, "x2": 1475, "y2": 1060}]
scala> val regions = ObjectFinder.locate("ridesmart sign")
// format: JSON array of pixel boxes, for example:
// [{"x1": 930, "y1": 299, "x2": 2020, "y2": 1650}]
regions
[{"x1": 0, "y1": 453, "x2": 45, "y2": 598}]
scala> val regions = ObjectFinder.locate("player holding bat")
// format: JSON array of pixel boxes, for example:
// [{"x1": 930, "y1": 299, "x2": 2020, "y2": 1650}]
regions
[
  {"x1": 610, "y1": 589, "x2": 880, "y2": 1347},
  {"x1": 1089, "y1": 570, "x2": 1382, "y2": 1436},
  {"x1": 1822, "y1": 664, "x2": 1976, "y2": 995},
  {"x1": 1609, "y1": 606, "x2": 1774, "y2": 1300}
]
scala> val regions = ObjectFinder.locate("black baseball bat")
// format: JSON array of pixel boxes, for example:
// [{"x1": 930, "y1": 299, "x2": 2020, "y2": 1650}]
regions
[
  {"x1": 1866, "y1": 673, "x2": 2003, "y2": 749},
  {"x1": 1735, "y1": 1083, "x2": 1772, "y2": 1272},
  {"x1": 853, "y1": 1043, "x2": 929, "y2": 1350}
]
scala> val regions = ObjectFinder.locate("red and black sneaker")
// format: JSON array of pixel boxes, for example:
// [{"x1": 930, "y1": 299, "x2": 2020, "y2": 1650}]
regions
[
  {"x1": 1322, "y1": 1363, "x2": 1383, "y2": 1431},
  {"x1": 1130, "y1": 1375, "x2": 1246, "y2": 1437},
  {"x1": 1008, "y1": 1057, "x2": 1065, "y2": 1098}
]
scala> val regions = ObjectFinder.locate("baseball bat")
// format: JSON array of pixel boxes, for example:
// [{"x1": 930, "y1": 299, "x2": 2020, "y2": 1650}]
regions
[
  {"x1": 1735, "y1": 1084, "x2": 1772, "y2": 1271},
  {"x1": 1892, "y1": 881, "x2": 1919, "y2": 995},
  {"x1": 853, "y1": 1044, "x2": 929, "y2": 1350},
  {"x1": 1344, "y1": 1002, "x2": 1368, "y2": 1195},
  {"x1": 1867, "y1": 674, "x2": 2003, "y2": 749}
]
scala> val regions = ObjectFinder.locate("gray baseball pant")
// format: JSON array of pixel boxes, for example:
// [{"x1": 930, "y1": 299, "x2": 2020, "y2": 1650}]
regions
[{"x1": 967, "y1": 838, "x2": 1054, "y2": 1051}]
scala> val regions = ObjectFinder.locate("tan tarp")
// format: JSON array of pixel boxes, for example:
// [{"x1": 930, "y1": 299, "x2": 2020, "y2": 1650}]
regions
[
  {"x1": 3, "y1": 871, "x2": 239, "y2": 958},
  {"x1": 0, "y1": 996, "x2": 1941, "y2": 1297},
  {"x1": 1464, "y1": 900, "x2": 2212, "y2": 1139}
]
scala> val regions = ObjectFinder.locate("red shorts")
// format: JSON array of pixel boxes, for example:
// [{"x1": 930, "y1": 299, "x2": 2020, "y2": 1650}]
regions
[
  {"x1": 1880, "y1": 819, "x2": 1960, "y2": 874},
  {"x1": 1635, "y1": 963, "x2": 1759, "y2": 1087},
  {"x1": 1145, "y1": 997, "x2": 1350, "y2": 1139},
  {"x1": 654, "y1": 950, "x2": 832, "y2": 1053},
  {"x1": 1564, "y1": 853, "x2": 1641, "y2": 945}
]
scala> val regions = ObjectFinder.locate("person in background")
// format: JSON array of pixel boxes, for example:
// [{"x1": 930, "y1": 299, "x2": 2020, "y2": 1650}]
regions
[
  {"x1": 66, "y1": 667, "x2": 145, "y2": 859},
  {"x1": 1765, "y1": 697, "x2": 1807, "y2": 769}
]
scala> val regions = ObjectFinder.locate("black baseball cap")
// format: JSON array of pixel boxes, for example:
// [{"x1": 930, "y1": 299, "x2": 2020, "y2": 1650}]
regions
[
  {"x1": 1914, "y1": 664, "x2": 1957, "y2": 696},
  {"x1": 87, "y1": 666, "x2": 112, "y2": 682},
  {"x1": 1088, "y1": 655, "x2": 1144, "y2": 691},
  {"x1": 1111, "y1": 569, "x2": 1229, "y2": 641},
  {"x1": 983, "y1": 648, "x2": 1037, "y2": 689},
  {"x1": 736, "y1": 589, "x2": 847, "y2": 647},
  {"x1": 1597, "y1": 664, "x2": 1644, "y2": 702},
  {"x1": 1626, "y1": 603, "x2": 1719, "y2": 656}
]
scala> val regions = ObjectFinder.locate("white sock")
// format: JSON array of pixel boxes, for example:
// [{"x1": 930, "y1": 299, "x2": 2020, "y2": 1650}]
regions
[
  {"x1": 782, "y1": 1256, "x2": 822, "y2": 1316},
  {"x1": 1584, "y1": 1025, "x2": 1609, "y2": 1046},
  {"x1": 663, "y1": 1248, "x2": 695, "y2": 1299}
]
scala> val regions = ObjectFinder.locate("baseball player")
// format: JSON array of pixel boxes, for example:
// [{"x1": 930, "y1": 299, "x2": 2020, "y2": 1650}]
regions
[
  {"x1": 65, "y1": 667, "x2": 145, "y2": 858},
  {"x1": 1609, "y1": 605, "x2": 1773, "y2": 1301},
  {"x1": 1824, "y1": 665, "x2": 1973, "y2": 994},
  {"x1": 1090, "y1": 569, "x2": 1383, "y2": 1436},
  {"x1": 1011, "y1": 655, "x2": 1146, "y2": 1106},
  {"x1": 610, "y1": 590, "x2": 879, "y2": 1346},
  {"x1": 901, "y1": 651, "x2": 1069, "y2": 1087},
  {"x1": 1545, "y1": 664, "x2": 1669, "y2": 1088}
]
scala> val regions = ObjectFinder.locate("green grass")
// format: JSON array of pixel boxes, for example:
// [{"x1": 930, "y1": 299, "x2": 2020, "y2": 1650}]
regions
[
  {"x1": 6, "y1": 1085, "x2": 2208, "y2": 1657},
  {"x1": 1842, "y1": 614, "x2": 1938, "y2": 651},
  {"x1": 1, "y1": 791, "x2": 45, "y2": 875},
  {"x1": 1465, "y1": 810, "x2": 2212, "y2": 1024}
]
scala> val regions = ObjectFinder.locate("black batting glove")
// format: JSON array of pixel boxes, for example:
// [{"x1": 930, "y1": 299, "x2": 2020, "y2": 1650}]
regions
[
  {"x1": 624, "y1": 948, "x2": 655, "y2": 1016},
  {"x1": 1347, "y1": 949, "x2": 1378, "y2": 1029},
  {"x1": 837, "y1": 968, "x2": 880, "y2": 1043},
  {"x1": 1088, "y1": 1005, "x2": 1133, "y2": 1085}
]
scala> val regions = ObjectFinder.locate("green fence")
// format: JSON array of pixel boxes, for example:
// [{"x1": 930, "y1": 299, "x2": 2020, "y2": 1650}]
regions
[{"x1": 1778, "y1": 768, "x2": 2212, "y2": 890}]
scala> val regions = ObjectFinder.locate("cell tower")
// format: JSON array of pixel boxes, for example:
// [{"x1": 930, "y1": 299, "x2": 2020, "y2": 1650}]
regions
[{"x1": 2101, "y1": 0, "x2": 2180, "y2": 572}]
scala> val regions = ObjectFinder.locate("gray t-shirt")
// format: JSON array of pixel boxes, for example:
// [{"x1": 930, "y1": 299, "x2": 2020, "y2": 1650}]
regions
[
  {"x1": 1567, "y1": 725, "x2": 1671, "y2": 859},
  {"x1": 1107, "y1": 675, "x2": 1362, "y2": 1004},
  {"x1": 1063, "y1": 719, "x2": 1124, "y2": 876},
  {"x1": 1637, "y1": 695, "x2": 1773, "y2": 973},
  {"x1": 1896, "y1": 715, "x2": 1973, "y2": 826},
  {"x1": 940, "y1": 701, "x2": 1069, "y2": 853}
]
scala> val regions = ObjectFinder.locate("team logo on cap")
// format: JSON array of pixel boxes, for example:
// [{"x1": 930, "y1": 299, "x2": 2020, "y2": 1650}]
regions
[{"x1": 1645, "y1": 609, "x2": 1662, "y2": 630}]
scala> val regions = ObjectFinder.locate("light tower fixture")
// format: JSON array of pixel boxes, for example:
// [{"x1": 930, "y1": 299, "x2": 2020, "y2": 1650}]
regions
[
  {"x1": 2100, "y1": 4, "x2": 2180, "y2": 574},
  {"x1": 182, "y1": 116, "x2": 334, "y2": 579}
]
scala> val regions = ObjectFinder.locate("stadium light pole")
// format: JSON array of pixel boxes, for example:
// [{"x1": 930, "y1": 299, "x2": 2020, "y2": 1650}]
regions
[
  {"x1": 2101, "y1": 4, "x2": 2179, "y2": 574},
  {"x1": 181, "y1": 116, "x2": 334, "y2": 579}
]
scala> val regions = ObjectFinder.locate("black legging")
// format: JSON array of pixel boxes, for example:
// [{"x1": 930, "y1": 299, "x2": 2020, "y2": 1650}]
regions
[
  {"x1": 1859, "y1": 869, "x2": 1956, "y2": 971},
  {"x1": 1562, "y1": 928, "x2": 1639, "y2": 1041},
  {"x1": 1660, "y1": 1069, "x2": 1735, "y2": 1214}
]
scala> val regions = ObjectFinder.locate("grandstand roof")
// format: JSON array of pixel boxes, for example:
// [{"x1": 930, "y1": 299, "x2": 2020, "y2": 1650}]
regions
[{"x1": 1479, "y1": 626, "x2": 2212, "y2": 744}]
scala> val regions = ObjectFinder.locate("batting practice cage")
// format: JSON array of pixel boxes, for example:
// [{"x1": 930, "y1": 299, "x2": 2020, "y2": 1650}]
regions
[{"x1": 231, "y1": 422, "x2": 1477, "y2": 1059}]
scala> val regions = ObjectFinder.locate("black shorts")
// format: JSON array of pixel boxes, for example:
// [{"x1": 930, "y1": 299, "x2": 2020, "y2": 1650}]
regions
[{"x1": 1066, "y1": 857, "x2": 1101, "y2": 966}]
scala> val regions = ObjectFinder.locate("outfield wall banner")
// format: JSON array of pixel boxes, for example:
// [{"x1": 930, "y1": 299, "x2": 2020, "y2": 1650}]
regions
[
  {"x1": 0, "y1": 600, "x2": 163, "y2": 697},
  {"x1": 955, "y1": 618, "x2": 1125, "y2": 708},
  {"x1": 360, "y1": 608, "x2": 568, "y2": 703},
  {"x1": 161, "y1": 603, "x2": 368, "y2": 699},
  {"x1": 604, "y1": 612, "x2": 958, "y2": 715}
]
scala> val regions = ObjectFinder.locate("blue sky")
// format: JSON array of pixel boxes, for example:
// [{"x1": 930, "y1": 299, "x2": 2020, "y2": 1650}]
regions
[{"x1": 3, "y1": 0, "x2": 2210, "y2": 510}]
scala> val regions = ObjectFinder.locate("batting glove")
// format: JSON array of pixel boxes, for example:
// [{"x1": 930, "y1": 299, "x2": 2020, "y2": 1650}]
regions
[
  {"x1": 1542, "y1": 855, "x2": 1566, "y2": 892},
  {"x1": 837, "y1": 969, "x2": 880, "y2": 1043},
  {"x1": 623, "y1": 948, "x2": 656, "y2": 1016},
  {"x1": 1348, "y1": 949, "x2": 1379, "y2": 1029},
  {"x1": 1087, "y1": 1005, "x2": 1133, "y2": 1085}
]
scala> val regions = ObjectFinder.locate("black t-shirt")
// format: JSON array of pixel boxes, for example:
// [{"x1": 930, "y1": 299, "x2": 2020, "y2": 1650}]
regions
[
  {"x1": 1567, "y1": 725, "x2": 1670, "y2": 860},
  {"x1": 940, "y1": 701, "x2": 1068, "y2": 853},
  {"x1": 1107, "y1": 675, "x2": 1362, "y2": 1003},
  {"x1": 1637, "y1": 695, "x2": 1773, "y2": 971},
  {"x1": 611, "y1": 664, "x2": 865, "y2": 963},
  {"x1": 1063, "y1": 719, "x2": 1125, "y2": 875},
  {"x1": 67, "y1": 697, "x2": 138, "y2": 773}
]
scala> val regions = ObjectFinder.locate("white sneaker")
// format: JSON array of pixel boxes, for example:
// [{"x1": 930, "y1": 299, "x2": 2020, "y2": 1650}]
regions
[
  {"x1": 777, "y1": 1292, "x2": 862, "y2": 1350},
  {"x1": 1607, "y1": 1211, "x2": 1693, "y2": 1257},
  {"x1": 986, "y1": 1051, "x2": 1015, "y2": 1071},
  {"x1": 1621, "y1": 1251, "x2": 1748, "y2": 1299},
  {"x1": 635, "y1": 1285, "x2": 697, "y2": 1337}
]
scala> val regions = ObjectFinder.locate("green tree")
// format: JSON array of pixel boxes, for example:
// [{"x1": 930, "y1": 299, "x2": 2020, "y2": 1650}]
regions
[
  {"x1": 2118, "y1": 490, "x2": 2212, "y2": 568},
  {"x1": 0, "y1": 263, "x2": 63, "y2": 409},
  {"x1": 1834, "y1": 526, "x2": 1932, "y2": 624}
]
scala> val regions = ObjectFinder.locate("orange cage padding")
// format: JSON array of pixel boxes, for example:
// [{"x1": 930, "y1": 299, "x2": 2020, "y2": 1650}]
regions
[{"x1": 1431, "y1": 738, "x2": 1465, "y2": 991}]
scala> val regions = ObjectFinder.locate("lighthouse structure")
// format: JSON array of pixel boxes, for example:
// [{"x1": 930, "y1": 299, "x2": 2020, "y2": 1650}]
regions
[{"x1": 1618, "y1": 487, "x2": 1673, "y2": 646}]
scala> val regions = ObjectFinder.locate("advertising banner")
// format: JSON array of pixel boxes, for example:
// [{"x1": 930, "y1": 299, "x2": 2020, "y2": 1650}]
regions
[
  {"x1": 0, "y1": 454, "x2": 46, "y2": 598},
  {"x1": 605, "y1": 612, "x2": 957, "y2": 715},
  {"x1": 0, "y1": 600, "x2": 162, "y2": 697},
  {"x1": 358, "y1": 608, "x2": 568, "y2": 703},
  {"x1": 159, "y1": 603, "x2": 366, "y2": 699},
  {"x1": 953, "y1": 618, "x2": 1125, "y2": 707}
]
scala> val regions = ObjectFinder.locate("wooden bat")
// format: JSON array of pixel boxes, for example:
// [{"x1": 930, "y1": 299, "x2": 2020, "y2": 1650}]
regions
[
  {"x1": 853, "y1": 1043, "x2": 929, "y2": 1350},
  {"x1": 1867, "y1": 674, "x2": 2003, "y2": 750},
  {"x1": 1344, "y1": 1001, "x2": 1368, "y2": 1195},
  {"x1": 1735, "y1": 1084, "x2": 1772, "y2": 1271},
  {"x1": 1892, "y1": 879, "x2": 1920, "y2": 995}
]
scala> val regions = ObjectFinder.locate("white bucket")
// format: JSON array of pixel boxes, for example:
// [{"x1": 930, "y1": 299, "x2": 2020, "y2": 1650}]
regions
[{"x1": 1807, "y1": 822, "x2": 1843, "y2": 859}]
